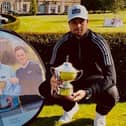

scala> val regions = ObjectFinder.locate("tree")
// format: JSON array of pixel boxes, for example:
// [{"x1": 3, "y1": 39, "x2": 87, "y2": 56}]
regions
[
  {"x1": 81, "y1": 0, "x2": 97, "y2": 11},
  {"x1": 30, "y1": 0, "x2": 37, "y2": 15},
  {"x1": 81, "y1": 0, "x2": 124, "y2": 13},
  {"x1": 111, "y1": 0, "x2": 124, "y2": 13}
]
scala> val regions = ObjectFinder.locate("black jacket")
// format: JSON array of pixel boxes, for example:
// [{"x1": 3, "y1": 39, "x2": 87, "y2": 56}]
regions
[{"x1": 48, "y1": 29, "x2": 116, "y2": 98}]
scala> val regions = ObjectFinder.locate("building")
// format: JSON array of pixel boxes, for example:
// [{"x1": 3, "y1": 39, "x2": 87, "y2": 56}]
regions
[
  {"x1": 37, "y1": 0, "x2": 80, "y2": 14},
  {"x1": 0, "y1": 0, "x2": 80, "y2": 14}
]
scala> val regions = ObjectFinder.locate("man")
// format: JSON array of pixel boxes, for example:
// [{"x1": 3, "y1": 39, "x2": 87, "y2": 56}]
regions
[
  {"x1": 39, "y1": 4, "x2": 119, "y2": 126},
  {"x1": 15, "y1": 46, "x2": 43, "y2": 95}
]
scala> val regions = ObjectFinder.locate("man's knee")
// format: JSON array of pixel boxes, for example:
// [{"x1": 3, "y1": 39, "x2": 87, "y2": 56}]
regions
[
  {"x1": 39, "y1": 81, "x2": 51, "y2": 98},
  {"x1": 96, "y1": 86, "x2": 119, "y2": 115}
]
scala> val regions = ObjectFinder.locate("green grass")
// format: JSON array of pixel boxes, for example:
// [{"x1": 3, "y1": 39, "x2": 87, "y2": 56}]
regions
[
  {"x1": 28, "y1": 102, "x2": 126, "y2": 126},
  {"x1": 16, "y1": 15, "x2": 69, "y2": 33},
  {"x1": 16, "y1": 11, "x2": 126, "y2": 33}
]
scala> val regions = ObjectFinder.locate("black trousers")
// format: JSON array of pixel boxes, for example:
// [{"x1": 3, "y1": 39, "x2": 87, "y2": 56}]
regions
[{"x1": 39, "y1": 80, "x2": 119, "y2": 115}]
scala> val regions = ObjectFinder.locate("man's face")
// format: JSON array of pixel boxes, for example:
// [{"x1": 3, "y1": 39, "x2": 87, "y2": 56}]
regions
[
  {"x1": 69, "y1": 18, "x2": 88, "y2": 37},
  {"x1": 15, "y1": 49, "x2": 28, "y2": 65}
]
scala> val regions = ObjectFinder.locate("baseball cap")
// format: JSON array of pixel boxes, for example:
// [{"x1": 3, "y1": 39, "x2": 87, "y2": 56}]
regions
[{"x1": 68, "y1": 4, "x2": 88, "y2": 22}]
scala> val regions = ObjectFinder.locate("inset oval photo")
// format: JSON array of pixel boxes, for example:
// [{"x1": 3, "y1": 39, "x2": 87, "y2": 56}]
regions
[{"x1": 0, "y1": 29, "x2": 45, "y2": 126}]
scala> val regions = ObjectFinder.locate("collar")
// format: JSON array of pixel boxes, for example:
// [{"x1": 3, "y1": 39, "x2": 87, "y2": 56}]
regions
[{"x1": 21, "y1": 61, "x2": 30, "y2": 69}]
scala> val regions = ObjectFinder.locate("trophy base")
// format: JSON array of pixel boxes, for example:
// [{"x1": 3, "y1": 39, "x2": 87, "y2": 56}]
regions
[
  {"x1": 58, "y1": 82, "x2": 73, "y2": 96},
  {"x1": 58, "y1": 88, "x2": 73, "y2": 96}
]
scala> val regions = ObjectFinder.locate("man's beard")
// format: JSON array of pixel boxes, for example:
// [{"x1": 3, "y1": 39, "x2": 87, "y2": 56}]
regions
[{"x1": 73, "y1": 33, "x2": 82, "y2": 39}]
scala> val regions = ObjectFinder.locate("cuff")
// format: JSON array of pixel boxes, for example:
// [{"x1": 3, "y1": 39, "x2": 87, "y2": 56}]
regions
[{"x1": 85, "y1": 88, "x2": 92, "y2": 100}]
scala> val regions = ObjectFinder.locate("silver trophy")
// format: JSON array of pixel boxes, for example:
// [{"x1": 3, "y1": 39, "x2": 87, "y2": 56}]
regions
[{"x1": 51, "y1": 56, "x2": 83, "y2": 96}]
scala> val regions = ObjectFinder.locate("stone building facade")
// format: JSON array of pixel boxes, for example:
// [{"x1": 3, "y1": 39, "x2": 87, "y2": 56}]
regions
[{"x1": 0, "y1": 0, "x2": 80, "y2": 14}]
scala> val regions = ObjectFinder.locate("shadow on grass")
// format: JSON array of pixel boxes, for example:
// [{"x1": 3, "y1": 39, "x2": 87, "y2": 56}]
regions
[{"x1": 27, "y1": 116, "x2": 93, "y2": 126}]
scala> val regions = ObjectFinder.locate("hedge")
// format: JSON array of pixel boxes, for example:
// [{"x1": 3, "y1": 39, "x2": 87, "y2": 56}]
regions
[
  {"x1": 19, "y1": 32, "x2": 126, "y2": 101},
  {"x1": 1, "y1": 14, "x2": 20, "y2": 31}
]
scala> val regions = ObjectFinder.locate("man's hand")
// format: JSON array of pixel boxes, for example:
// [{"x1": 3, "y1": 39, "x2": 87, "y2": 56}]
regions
[
  {"x1": 72, "y1": 90, "x2": 86, "y2": 102},
  {"x1": 50, "y1": 75, "x2": 62, "y2": 96},
  {"x1": 9, "y1": 77, "x2": 19, "y2": 84}
]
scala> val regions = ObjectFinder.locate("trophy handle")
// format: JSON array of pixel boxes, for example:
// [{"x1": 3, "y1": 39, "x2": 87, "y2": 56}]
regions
[
  {"x1": 74, "y1": 70, "x2": 83, "y2": 81},
  {"x1": 50, "y1": 67, "x2": 55, "y2": 74},
  {"x1": 50, "y1": 67, "x2": 60, "y2": 80}
]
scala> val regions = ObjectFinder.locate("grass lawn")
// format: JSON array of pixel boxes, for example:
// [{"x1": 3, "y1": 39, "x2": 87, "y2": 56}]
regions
[
  {"x1": 28, "y1": 102, "x2": 126, "y2": 126},
  {"x1": 16, "y1": 15, "x2": 69, "y2": 33},
  {"x1": 16, "y1": 11, "x2": 126, "y2": 33}
]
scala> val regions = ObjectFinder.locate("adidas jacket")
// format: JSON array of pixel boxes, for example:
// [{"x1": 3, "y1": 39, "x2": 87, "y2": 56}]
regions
[{"x1": 49, "y1": 29, "x2": 116, "y2": 97}]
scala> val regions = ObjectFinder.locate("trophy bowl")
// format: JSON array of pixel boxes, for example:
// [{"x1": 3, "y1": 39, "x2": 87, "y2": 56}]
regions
[{"x1": 60, "y1": 71, "x2": 77, "y2": 81}]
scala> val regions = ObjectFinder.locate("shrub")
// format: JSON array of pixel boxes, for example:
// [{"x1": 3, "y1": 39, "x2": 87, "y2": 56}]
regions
[{"x1": 1, "y1": 14, "x2": 20, "y2": 31}]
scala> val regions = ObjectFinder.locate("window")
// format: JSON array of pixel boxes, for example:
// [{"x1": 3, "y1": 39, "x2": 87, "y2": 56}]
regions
[
  {"x1": 64, "y1": 6, "x2": 68, "y2": 13},
  {"x1": 1, "y1": 1, "x2": 11, "y2": 13},
  {"x1": 23, "y1": 4, "x2": 27, "y2": 12},
  {"x1": 58, "y1": 5, "x2": 60, "y2": 13},
  {"x1": 2, "y1": 2, "x2": 11, "y2": 10}
]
